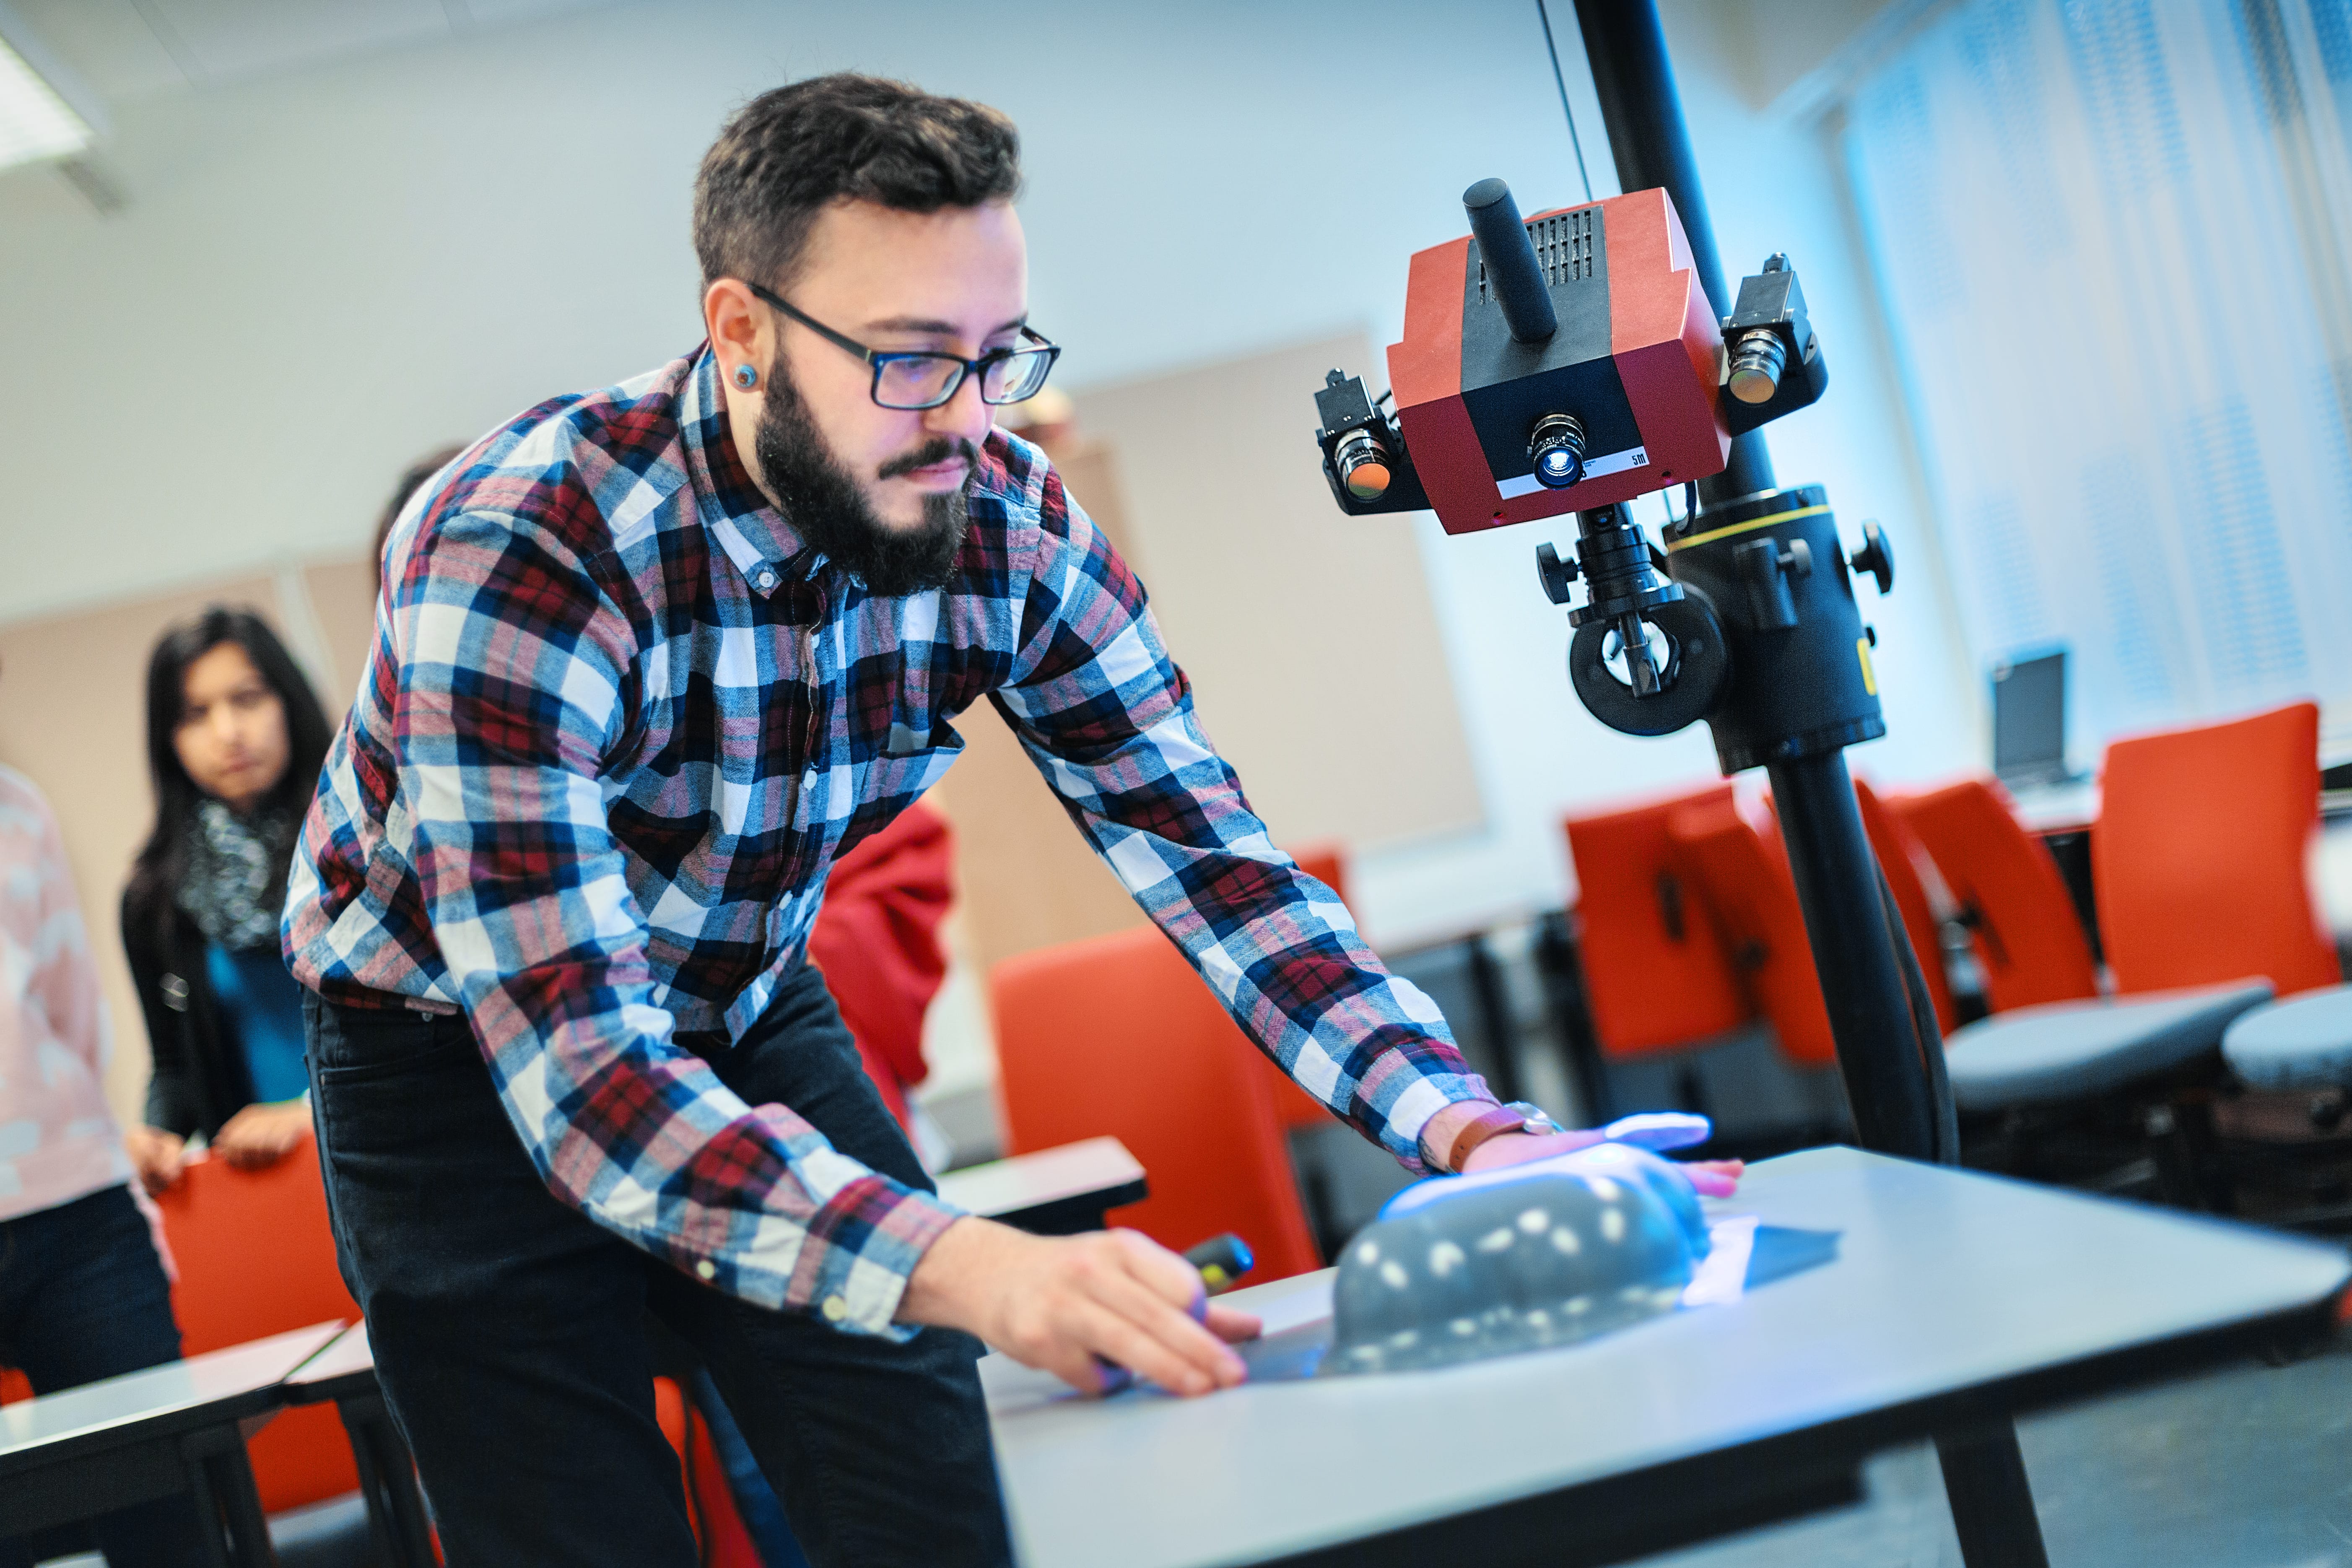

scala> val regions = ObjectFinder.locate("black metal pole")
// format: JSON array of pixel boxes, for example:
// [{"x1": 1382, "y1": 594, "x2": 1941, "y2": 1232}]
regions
[
  {"x1": 1572, "y1": 0, "x2": 1775, "y2": 505},
  {"x1": 1569, "y1": 5, "x2": 2047, "y2": 1562},
  {"x1": 1766, "y1": 752, "x2": 1941, "y2": 1160}
]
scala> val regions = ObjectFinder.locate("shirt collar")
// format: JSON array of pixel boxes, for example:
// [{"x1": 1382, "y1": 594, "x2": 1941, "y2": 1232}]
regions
[{"x1": 680, "y1": 344, "x2": 813, "y2": 598}]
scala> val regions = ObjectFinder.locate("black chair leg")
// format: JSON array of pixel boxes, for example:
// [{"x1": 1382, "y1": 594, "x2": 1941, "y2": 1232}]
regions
[{"x1": 2147, "y1": 1096, "x2": 2233, "y2": 1212}]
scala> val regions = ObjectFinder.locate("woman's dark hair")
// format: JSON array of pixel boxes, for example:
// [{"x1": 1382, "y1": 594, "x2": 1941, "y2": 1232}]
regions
[
  {"x1": 692, "y1": 73, "x2": 1021, "y2": 293},
  {"x1": 124, "y1": 606, "x2": 334, "y2": 944},
  {"x1": 374, "y1": 443, "x2": 467, "y2": 592}
]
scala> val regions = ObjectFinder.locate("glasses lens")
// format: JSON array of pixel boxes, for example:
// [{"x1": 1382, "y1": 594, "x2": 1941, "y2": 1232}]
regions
[
  {"x1": 980, "y1": 348, "x2": 1055, "y2": 406},
  {"x1": 875, "y1": 356, "x2": 963, "y2": 410}
]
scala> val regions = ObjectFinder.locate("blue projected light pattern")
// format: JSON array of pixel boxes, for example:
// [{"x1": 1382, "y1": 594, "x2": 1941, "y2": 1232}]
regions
[{"x1": 1324, "y1": 1145, "x2": 1710, "y2": 1377}]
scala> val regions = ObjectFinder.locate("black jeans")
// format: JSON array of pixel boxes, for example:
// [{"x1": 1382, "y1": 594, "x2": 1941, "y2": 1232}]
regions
[
  {"x1": 303, "y1": 961, "x2": 1011, "y2": 1568},
  {"x1": 0, "y1": 1184, "x2": 207, "y2": 1568}
]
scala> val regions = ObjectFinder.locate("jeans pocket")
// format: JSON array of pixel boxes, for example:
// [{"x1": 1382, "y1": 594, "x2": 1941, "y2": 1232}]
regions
[{"x1": 309, "y1": 996, "x2": 478, "y2": 1085}]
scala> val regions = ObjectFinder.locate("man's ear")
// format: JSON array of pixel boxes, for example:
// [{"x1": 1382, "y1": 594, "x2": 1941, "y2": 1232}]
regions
[{"x1": 704, "y1": 278, "x2": 768, "y2": 382}]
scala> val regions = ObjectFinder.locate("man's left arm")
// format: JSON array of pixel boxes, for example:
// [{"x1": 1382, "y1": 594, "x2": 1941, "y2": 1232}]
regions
[{"x1": 988, "y1": 472, "x2": 1493, "y2": 1172}]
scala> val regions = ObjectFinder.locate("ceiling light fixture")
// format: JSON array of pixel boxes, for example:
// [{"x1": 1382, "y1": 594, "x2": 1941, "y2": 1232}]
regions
[{"x1": 0, "y1": 3, "x2": 101, "y2": 174}]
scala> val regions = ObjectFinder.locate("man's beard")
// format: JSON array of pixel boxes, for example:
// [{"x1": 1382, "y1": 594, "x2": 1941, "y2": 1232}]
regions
[{"x1": 750, "y1": 356, "x2": 973, "y2": 597}]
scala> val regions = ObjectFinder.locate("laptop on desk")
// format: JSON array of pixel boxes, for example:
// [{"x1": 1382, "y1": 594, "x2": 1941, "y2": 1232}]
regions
[{"x1": 1992, "y1": 650, "x2": 2083, "y2": 791}]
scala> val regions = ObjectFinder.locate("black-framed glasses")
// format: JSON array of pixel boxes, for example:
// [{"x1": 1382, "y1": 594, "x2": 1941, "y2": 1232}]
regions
[{"x1": 746, "y1": 282, "x2": 1061, "y2": 411}]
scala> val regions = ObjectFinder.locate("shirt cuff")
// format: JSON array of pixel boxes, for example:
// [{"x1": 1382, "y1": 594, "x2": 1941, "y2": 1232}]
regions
[
  {"x1": 1387, "y1": 1080, "x2": 1503, "y2": 1175},
  {"x1": 795, "y1": 1179, "x2": 967, "y2": 1339}
]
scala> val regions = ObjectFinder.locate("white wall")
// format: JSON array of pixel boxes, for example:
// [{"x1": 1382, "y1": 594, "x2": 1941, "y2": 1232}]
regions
[{"x1": 0, "y1": 0, "x2": 1981, "y2": 948}]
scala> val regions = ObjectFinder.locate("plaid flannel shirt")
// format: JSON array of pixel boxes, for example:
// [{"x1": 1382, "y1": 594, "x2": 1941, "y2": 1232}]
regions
[{"x1": 285, "y1": 347, "x2": 1490, "y2": 1337}]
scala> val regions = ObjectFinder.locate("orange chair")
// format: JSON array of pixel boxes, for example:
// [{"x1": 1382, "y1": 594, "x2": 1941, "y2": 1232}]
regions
[
  {"x1": 992, "y1": 927, "x2": 1324, "y2": 1281},
  {"x1": 1883, "y1": 777, "x2": 2100, "y2": 1012},
  {"x1": 653, "y1": 1377, "x2": 762, "y2": 1568},
  {"x1": 1562, "y1": 786, "x2": 1752, "y2": 1058},
  {"x1": 2097, "y1": 702, "x2": 2340, "y2": 997},
  {"x1": 1852, "y1": 781, "x2": 1959, "y2": 1034},
  {"x1": 1664, "y1": 794, "x2": 1839, "y2": 1067},
  {"x1": 153, "y1": 1137, "x2": 362, "y2": 1515},
  {"x1": 1926, "y1": 707, "x2": 2328, "y2": 1184}
]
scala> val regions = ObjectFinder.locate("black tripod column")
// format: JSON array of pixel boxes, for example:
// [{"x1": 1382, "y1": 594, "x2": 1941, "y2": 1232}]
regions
[
  {"x1": 1569, "y1": 3, "x2": 2054, "y2": 1558},
  {"x1": 1766, "y1": 750, "x2": 1942, "y2": 1158}
]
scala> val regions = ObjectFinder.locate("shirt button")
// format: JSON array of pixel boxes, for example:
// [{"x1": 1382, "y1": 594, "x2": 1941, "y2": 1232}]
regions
[
  {"x1": 753, "y1": 568, "x2": 777, "y2": 592},
  {"x1": 696, "y1": 1259, "x2": 717, "y2": 1281},
  {"x1": 821, "y1": 1294, "x2": 848, "y2": 1322}
]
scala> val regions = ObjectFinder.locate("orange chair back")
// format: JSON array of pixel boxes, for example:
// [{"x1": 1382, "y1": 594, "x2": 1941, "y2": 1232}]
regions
[
  {"x1": 2096, "y1": 701, "x2": 2341, "y2": 997},
  {"x1": 1563, "y1": 785, "x2": 1753, "y2": 1057},
  {"x1": 154, "y1": 1137, "x2": 362, "y2": 1513},
  {"x1": 1665, "y1": 796, "x2": 1838, "y2": 1067},
  {"x1": 1258, "y1": 844, "x2": 1355, "y2": 1130},
  {"x1": 992, "y1": 928, "x2": 1323, "y2": 1281},
  {"x1": 1852, "y1": 781, "x2": 1959, "y2": 1034},
  {"x1": 1884, "y1": 778, "x2": 2098, "y2": 1011}
]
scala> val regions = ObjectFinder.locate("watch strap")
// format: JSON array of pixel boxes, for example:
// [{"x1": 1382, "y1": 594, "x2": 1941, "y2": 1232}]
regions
[{"x1": 1439, "y1": 1102, "x2": 1532, "y2": 1173}]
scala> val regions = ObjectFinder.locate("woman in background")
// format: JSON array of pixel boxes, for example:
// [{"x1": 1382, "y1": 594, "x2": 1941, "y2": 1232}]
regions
[
  {"x1": 0, "y1": 729, "x2": 206, "y2": 1565},
  {"x1": 120, "y1": 608, "x2": 331, "y2": 1193}
]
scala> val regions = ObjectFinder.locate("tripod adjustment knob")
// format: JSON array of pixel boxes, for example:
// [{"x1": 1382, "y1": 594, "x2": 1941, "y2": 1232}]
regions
[
  {"x1": 1535, "y1": 542, "x2": 1580, "y2": 606},
  {"x1": 1851, "y1": 519, "x2": 1895, "y2": 594}
]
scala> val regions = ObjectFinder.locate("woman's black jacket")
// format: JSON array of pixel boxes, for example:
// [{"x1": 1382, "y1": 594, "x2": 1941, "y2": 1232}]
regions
[{"x1": 120, "y1": 890, "x2": 257, "y2": 1141}]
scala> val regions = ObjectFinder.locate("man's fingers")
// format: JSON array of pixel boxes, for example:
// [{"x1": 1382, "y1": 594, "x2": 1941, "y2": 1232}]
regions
[
  {"x1": 1683, "y1": 1159, "x2": 1744, "y2": 1197},
  {"x1": 1070, "y1": 1301, "x2": 1219, "y2": 1396},
  {"x1": 1037, "y1": 1343, "x2": 1112, "y2": 1397},
  {"x1": 1205, "y1": 1304, "x2": 1263, "y2": 1344},
  {"x1": 1106, "y1": 1228, "x2": 1209, "y2": 1312},
  {"x1": 1088, "y1": 1267, "x2": 1244, "y2": 1388}
]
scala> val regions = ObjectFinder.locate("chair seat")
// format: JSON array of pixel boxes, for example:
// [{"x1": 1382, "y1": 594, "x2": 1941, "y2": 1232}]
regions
[
  {"x1": 2222, "y1": 985, "x2": 2352, "y2": 1091},
  {"x1": 1945, "y1": 981, "x2": 2275, "y2": 1110}
]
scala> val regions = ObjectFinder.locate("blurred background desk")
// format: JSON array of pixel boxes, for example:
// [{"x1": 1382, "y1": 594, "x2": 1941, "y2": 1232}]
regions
[{"x1": 0, "y1": 1320, "x2": 344, "y2": 1568}]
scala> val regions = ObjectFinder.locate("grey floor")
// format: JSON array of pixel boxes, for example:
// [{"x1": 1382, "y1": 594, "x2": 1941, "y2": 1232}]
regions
[{"x1": 1633, "y1": 1333, "x2": 2352, "y2": 1567}]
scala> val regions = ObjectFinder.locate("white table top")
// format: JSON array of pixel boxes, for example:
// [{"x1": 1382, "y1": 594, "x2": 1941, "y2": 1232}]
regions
[
  {"x1": 935, "y1": 1137, "x2": 1144, "y2": 1220},
  {"x1": 2005, "y1": 778, "x2": 2099, "y2": 832},
  {"x1": 0, "y1": 1320, "x2": 347, "y2": 1464},
  {"x1": 286, "y1": 1321, "x2": 376, "y2": 1389},
  {"x1": 981, "y1": 1147, "x2": 2349, "y2": 1568}
]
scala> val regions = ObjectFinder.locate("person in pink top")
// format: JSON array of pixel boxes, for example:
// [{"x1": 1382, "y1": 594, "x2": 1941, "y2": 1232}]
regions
[{"x1": 0, "y1": 764, "x2": 201, "y2": 1567}]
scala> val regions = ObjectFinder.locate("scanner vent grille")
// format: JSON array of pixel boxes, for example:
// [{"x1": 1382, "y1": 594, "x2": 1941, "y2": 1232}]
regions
[
  {"x1": 1476, "y1": 208, "x2": 1597, "y2": 304},
  {"x1": 1529, "y1": 209, "x2": 1597, "y2": 284}
]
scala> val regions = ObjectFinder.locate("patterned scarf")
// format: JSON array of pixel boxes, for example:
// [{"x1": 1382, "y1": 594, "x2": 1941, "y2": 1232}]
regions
[{"x1": 176, "y1": 797, "x2": 292, "y2": 951}]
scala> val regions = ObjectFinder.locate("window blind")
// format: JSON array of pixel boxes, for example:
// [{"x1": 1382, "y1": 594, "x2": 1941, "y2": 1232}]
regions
[{"x1": 1846, "y1": 0, "x2": 2352, "y2": 760}]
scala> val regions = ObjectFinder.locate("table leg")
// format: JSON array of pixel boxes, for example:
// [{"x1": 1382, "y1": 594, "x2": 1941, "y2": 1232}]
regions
[
  {"x1": 178, "y1": 1427, "x2": 279, "y2": 1567},
  {"x1": 1935, "y1": 1422, "x2": 2049, "y2": 1567},
  {"x1": 336, "y1": 1390, "x2": 436, "y2": 1568}
]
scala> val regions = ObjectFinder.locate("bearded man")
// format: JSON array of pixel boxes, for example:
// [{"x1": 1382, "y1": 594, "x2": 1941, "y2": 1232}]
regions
[{"x1": 286, "y1": 73, "x2": 1710, "y2": 1566}]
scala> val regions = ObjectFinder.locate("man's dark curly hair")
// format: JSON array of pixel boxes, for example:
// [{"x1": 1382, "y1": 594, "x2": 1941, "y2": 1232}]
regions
[{"x1": 693, "y1": 74, "x2": 1022, "y2": 293}]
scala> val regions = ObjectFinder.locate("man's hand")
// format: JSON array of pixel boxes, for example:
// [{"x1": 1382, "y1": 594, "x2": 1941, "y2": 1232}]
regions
[
  {"x1": 211, "y1": 1102, "x2": 312, "y2": 1170},
  {"x1": 124, "y1": 1126, "x2": 186, "y2": 1194},
  {"x1": 899, "y1": 1218, "x2": 1261, "y2": 1397},
  {"x1": 1460, "y1": 1130, "x2": 1746, "y2": 1196},
  {"x1": 1421, "y1": 1103, "x2": 1747, "y2": 1197}
]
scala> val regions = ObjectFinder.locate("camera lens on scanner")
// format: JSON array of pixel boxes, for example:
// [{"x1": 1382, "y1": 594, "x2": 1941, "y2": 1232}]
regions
[
  {"x1": 1727, "y1": 328, "x2": 1787, "y2": 405},
  {"x1": 1334, "y1": 428, "x2": 1394, "y2": 501},
  {"x1": 1529, "y1": 412, "x2": 1588, "y2": 490}
]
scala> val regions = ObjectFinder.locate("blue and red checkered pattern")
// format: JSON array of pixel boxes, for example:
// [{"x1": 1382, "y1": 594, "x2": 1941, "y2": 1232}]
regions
[{"x1": 285, "y1": 348, "x2": 1490, "y2": 1335}]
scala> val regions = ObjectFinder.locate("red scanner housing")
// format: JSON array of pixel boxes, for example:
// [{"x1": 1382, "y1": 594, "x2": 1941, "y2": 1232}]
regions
[{"x1": 1386, "y1": 187, "x2": 1728, "y2": 537}]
